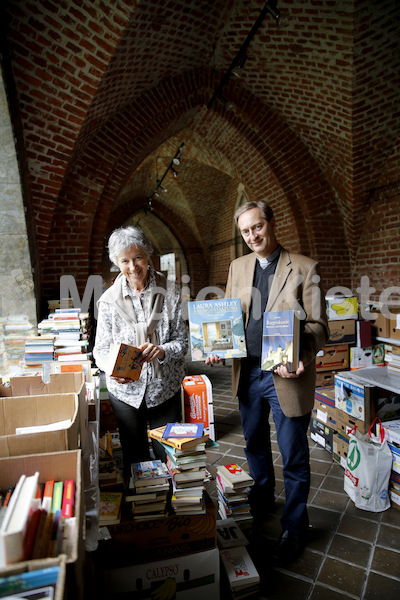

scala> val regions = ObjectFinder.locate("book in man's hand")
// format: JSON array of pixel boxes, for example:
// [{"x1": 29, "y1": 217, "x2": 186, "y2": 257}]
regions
[
  {"x1": 107, "y1": 342, "x2": 143, "y2": 379},
  {"x1": 188, "y1": 298, "x2": 247, "y2": 361},
  {"x1": 261, "y1": 309, "x2": 300, "y2": 373}
]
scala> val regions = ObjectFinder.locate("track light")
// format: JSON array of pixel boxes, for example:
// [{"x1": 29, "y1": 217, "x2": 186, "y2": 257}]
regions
[
  {"x1": 265, "y1": 1, "x2": 289, "y2": 28},
  {"x1": 173, "y1": 157, "x2": 181, "y2": 166},
  {"x1": 171, "y1": 167, "x2": 178, "y2": 177},
  {"x1": 231, "y1": 54, "x2": 248, "y2": 78},
  {"x1": 219, "y1": 95, "x2": 235, "y2": 111}
]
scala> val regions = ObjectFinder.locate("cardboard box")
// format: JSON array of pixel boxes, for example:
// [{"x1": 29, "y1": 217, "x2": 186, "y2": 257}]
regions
[
  {"x1": 0, "y1": 450, "x2": 83, "y2": 576},
  {"x1": 106, "y1": 493, "x2": 217, "y2": 563},
  {"x1": 350, "y1": 346, "x2": 373, "y2": 370},
  {"x1": 335, "y1": 370, "x2": 400, "y2": 426},
  {"x1": 383, "y1": 420, "x2": 400, "y2": 445},
  {"x1": 101, "y1": 547, "x2": 220, "y2": 599},
  {"x1": 370, "y1": 311, "x2": 390, "y2": 338},
  {"x1": 326, "y1": 319, "x2": 356, "y2": 345},
  {"x1": 388, "y1": 310, "x2": 400, "y2": 341},
  {"x1": 0, "y1": 373, "x2": 87, "y2": 449},
  {"x1": 0, "y1": 555, "x2": 67, "y2": 600},
  {"x1": 388, "y1": 442, "x2": 400, "y2": 475},
  {"x1": 310, "y1": 417, "x2": 335, "y2": 453},
  {"x1": 181, "y1": 375, "x2": 215, "y2": 440},
  {"x1": 332, "y1": 431, "x2": 349, "y2": 468},
  {"x1": 316, "y1": 345, "x2": 349, "y2": 372},
  {"x1": 326, "y1": 296, "x2": 358, "y2": 321},
  {"x1": 335, "y1": 372, "x2": 374, "y2": 423},
  {"x1": 0, "y1": 393, "x2": 80, "y2": 457},
  {"x1": 335, "y1": 407, "x2": 368, "y2": 435},
  {"x1": 313, "y1": 387, "x2": 336, "y2": 426},
  {"x1": 315, "y1": 372, "x2": 336, "y2": 387},
  {"x1": 389, "y1": 487, "x2": 400, "y2": 510}
]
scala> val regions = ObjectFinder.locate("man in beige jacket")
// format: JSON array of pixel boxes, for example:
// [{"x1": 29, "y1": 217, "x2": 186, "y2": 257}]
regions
[{"x1": 207, "y1": 201, "x2": 329, "y2": 566}]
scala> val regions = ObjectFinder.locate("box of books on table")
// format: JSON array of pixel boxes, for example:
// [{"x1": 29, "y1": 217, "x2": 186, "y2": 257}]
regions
[
  {"x1": 0, "y1": 372, "x2": 87, "y2": 450},
  {"x1": 0, "y1": 450, "x2": 84, "y2": 599},
  {"x1": 105, "y1": 491, "x2": 217, "y2": 563}
]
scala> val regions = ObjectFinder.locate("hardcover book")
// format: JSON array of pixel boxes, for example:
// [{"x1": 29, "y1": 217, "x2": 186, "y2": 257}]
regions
[
  {"x1": 131, "y1": 460, "x2": 170, "y2": 488},
  {"x1": 99, "y1": 492, "x2": 123, "y2": 525},
  {"x1": 162, "y1": 422, "x2": 204, "y2": 439},
  {"x1": 148, "y1": 425, "x2": 209, "y2": 450},
  {"x1": 188, "y1": 298, "x2": 246, "y2": 360},
  {"x1": 261, "y1": 309, "x2": 300, "y2": 372},
  {"x1": 107, "y1": 342, "x2": 143, "y2": 380},
  {"x1": 220, "y1": 545, "x2": 260, "y2": 591},
  {"x1": 216, "y1": 464, "x2": 254, "y2": 490}
]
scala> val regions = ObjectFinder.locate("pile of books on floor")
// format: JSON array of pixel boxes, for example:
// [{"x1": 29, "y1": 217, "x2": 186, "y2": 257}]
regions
[
  {"x1": 149, "y1": 423, "x2": 210, "y2": 515},
  {"x1": 98, "y1": 432, "x2": 124, "y2": 491},
  {"x1": 126, "y1": 459, "x2": 170, "y2": 520},
  {"x1": 217, "y1": 517, "x2": 260, "y2": 599},
  {"x1": 216, "y1": 463, "x2": 254, "y2": 524}
]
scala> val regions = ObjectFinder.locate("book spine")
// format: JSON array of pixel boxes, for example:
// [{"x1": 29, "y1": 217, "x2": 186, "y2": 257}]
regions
[{"x1": 61, "y1": 480, "x2": 75, "y2": 518}]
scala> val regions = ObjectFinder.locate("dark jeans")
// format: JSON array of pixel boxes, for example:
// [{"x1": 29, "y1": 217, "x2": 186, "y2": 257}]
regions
[
  {"x1": 238, "y1": 363, "x2": 311, "y2": 535},
  {"x1": 108, "y1": 389, "x2": 182, "y2": 475}
]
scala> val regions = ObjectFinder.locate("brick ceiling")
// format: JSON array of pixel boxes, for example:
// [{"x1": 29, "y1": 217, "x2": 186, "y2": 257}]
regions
[{"x1": 1, "y1": 0, "x2": 400, "y2": 296}]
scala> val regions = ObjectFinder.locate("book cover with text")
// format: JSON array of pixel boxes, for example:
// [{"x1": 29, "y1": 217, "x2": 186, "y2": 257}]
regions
[
  {"x1": 261, "y1": 309, "x2": 300, "y2": 372},
  {"x1": 188, "y1": 298, "x2": 246, "y2": 361}
]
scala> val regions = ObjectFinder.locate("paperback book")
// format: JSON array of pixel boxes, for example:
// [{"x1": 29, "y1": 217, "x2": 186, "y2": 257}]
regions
[
  {"x1": 162, "y1": 422, "x2": 204, "y2": 439},
  {"x1": 131, "y1": 460, "x2": 170, "y2": 488},
  {"x1": 148, "y1": 425, "x2": 209, "y2": 451},
  {"x1": 220, "y1": 546, "x2": 260, "y2": 594},
  {"x1": 107, "y1": 342, "x2": 143, "y2": 380},
  {"x1": 216, "y1": 464, "x2": 254, "y2": 490},
  {"x1": 188, "y1": 298, "x2": 247, "y2": 360},
  {"x1": 261, "y1": 309, "x2": 300, "y2": 372},
  {"x1": 99, "y1": 492, "x2": 123, "y2": 525}
]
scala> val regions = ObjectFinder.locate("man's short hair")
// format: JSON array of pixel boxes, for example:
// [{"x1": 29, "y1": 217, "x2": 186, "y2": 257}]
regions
[{"x1": 234, "y1": 200, "x2": 274, "y2": 226}]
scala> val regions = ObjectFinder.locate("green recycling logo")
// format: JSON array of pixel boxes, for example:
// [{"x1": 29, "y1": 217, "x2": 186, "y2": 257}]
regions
[{"x1": 347, "y1": 440, "x2": 361, "y2": 470}]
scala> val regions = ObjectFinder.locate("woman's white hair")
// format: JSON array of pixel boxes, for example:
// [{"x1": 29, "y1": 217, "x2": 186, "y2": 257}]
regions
[{"x1": 108, "y1": 226, "x2": 154, "y2": 266}]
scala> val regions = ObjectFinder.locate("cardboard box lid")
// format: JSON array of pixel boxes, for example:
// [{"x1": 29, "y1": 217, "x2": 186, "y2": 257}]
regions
[
  {"x1": 0, "y1": 372, "x2": 84, "y2": 398},
  {"x1": 0, "y1": 393, "x2": 80, "y2": 457}
]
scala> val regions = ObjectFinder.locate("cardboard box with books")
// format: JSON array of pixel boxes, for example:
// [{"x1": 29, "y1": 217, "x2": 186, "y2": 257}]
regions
[
  {"x1": 0, "y1": 555, "x2": 66, "y2": 600},
  {"x1": 0, "y1": 372, "x2": 87, "y2": 450},
  {"x1": 105, "y1": 491, "x2": 217, "y2": 563},
  {"x1": 0, "y1": 450, "x2": 83, "y2": 599},
  {"x1": 0, "y1": 393, "x2": 80, "y2": 458}
]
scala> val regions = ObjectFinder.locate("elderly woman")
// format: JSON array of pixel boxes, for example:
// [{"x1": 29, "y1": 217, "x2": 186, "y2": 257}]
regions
[{"x1": 93, "y1": 226, "x2": 188, "y2": 475}]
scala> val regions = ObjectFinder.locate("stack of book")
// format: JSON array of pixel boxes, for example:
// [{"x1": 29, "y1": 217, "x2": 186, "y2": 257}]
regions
[
  {"x1": 48, "y1": 308, "x2": 90, "y2": 361},
  {"x1": 98, "y1": 432, "x2": 124, "y2": 491},
  {"x1": 4, "y1": 315, "x2": 35, "y2": 371},
  {"x1": 220, "y1": 544, "x2": 260, "y2": 599},
  {"x1": 128, "y1": 460, "x2": 170, "y2": 520},
  {"x1": 216, "y1": 464, "x2": 254, "y2": 524},
  {"x1": 24, "y1": 335, "x2": 54, "y2": 370},
  {"x1": 149, "y1": 424, "x2": 209, "y2": 515}
]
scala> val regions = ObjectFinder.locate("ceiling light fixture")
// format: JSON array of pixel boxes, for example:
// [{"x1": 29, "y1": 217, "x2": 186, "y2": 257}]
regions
[
  {"x1": 207, "y1": 1, "x2": 289, "y2": 109},
  {"x1": 146, "y1": 142, "x2": 185, "y2": 210}
]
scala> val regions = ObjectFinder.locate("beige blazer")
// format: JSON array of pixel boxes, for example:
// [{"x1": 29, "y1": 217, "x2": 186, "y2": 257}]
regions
[{"x1": 225, "y1": 248, "x2": 329, "y2": 417}]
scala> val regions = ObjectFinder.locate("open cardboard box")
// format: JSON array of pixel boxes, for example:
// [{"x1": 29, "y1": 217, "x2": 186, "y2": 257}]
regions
[
  {"x1": 0, "y1": 372, "x2": 87, "y2": 449},
  {"x1": 0, "y1": 450, "x2": 84, "y2": 599},
  {"x1": 0, "y1": 555, "x2": 67, "y2": 600},
  {"x1": 0, "y1": 393, "x2": 79, "y2": 457}
]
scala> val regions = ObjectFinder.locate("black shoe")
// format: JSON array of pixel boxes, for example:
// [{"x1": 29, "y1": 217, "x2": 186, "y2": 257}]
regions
[{"x1": 272, "y1": 530, "x2": 306, "y2": 567}]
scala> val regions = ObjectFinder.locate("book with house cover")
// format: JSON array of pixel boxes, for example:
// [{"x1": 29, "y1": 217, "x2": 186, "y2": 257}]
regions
[
  {"x1": 162, "y1": 422, "x2": 204, "y2": 439},
  {"x1": 148, "y1": 425, "x2": 209, "y2": 450},
  {"x1": 188, "y1": 298, "x2": 247, "y2": 360},
  {"x1": 261, "y1": 309, "x2": 300, "y2": 372},
  {"x1": 220, "y1": 546, "x2": 260, "y2": 592},
  {"x1": 217, "y1": 464, "x2": 254, "y2": 490},
  {"x1": 107, "y1": 342, "x2": 143, "y2": 380},
  {"x1": 131, "y1": 460, "x2": 170, "y2": 488}
]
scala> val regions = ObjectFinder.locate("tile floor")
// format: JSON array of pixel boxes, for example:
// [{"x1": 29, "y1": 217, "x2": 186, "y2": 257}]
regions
[{"x1": 188, "y1": 359, "x2": 400, "y2": 600}]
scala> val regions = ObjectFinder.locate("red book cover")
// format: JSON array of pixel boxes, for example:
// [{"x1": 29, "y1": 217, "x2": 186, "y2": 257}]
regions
[
  {"x1": 61, "y1": 480, "x2": 75, "y2": 518},
  {"x1": 41, "y1": 480, "x2": 55, "y2": 511}
]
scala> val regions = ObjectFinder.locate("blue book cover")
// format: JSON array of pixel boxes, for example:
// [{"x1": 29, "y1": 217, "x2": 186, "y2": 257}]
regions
[
  {"x1": 188, "y1": 298, "x2": 246, "y2": 360},
  {"x1": 261, "y1": 310, "x2": 300, "y2": 372}
]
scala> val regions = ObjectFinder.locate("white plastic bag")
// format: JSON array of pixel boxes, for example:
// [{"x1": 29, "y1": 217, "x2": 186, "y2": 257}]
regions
[{"x1": 344, "y1": 418, "x2": 392, "y2": 512}]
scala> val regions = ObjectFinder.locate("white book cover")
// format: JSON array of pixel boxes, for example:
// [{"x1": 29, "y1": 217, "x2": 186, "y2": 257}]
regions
[
  {"x1": 220, "y1": 546, "x2": 260, "y2": 590},
  {"x1": 216, "y1": 518, "x2": 249, "y2": 549}
]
